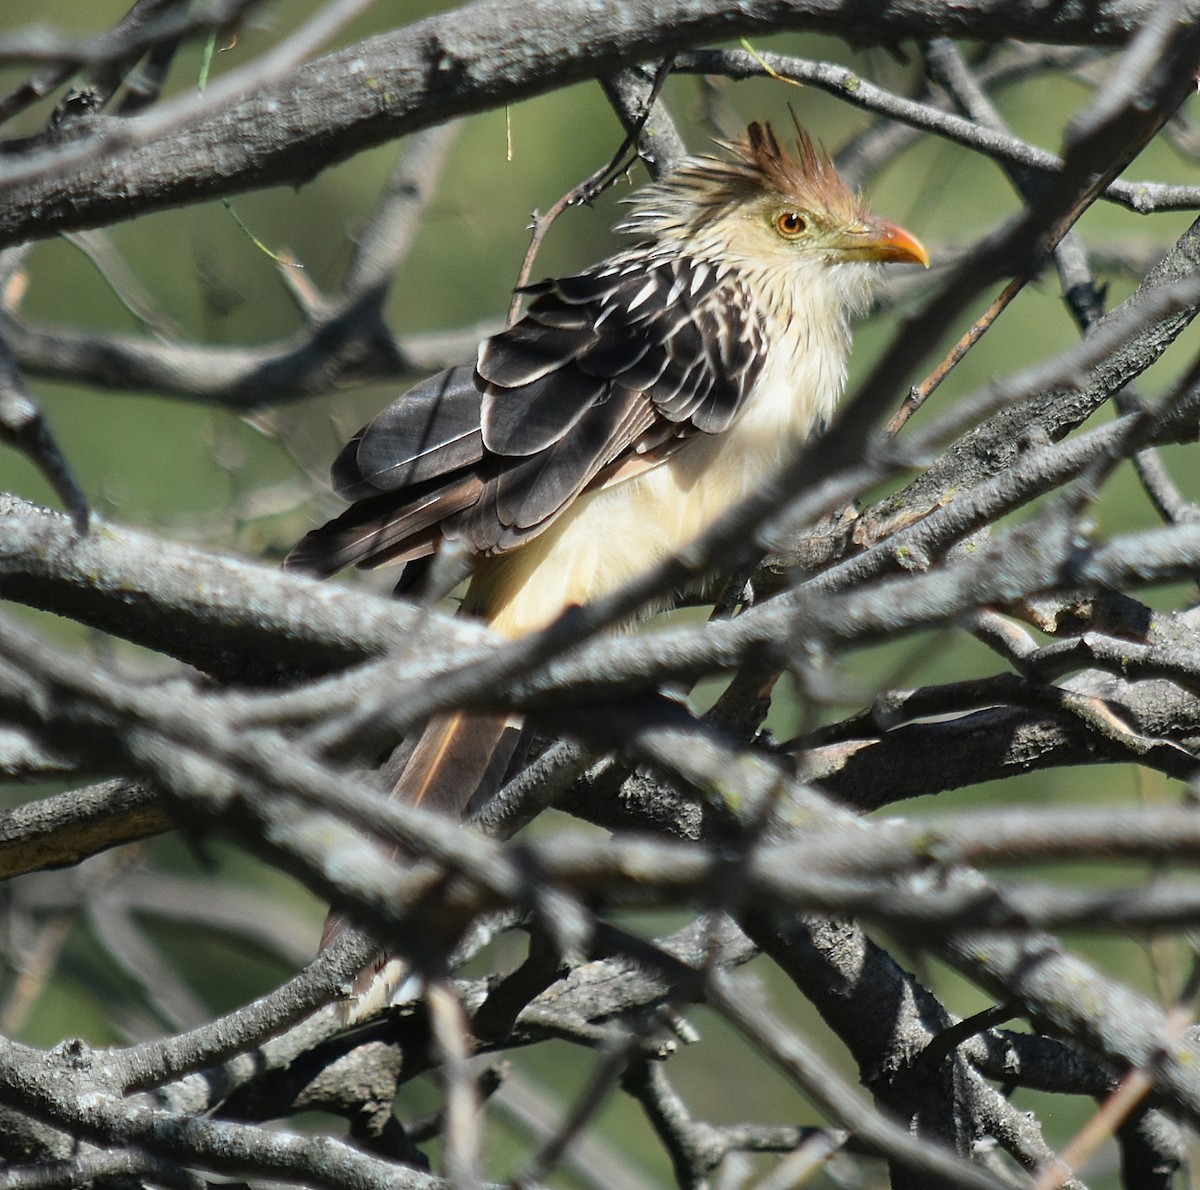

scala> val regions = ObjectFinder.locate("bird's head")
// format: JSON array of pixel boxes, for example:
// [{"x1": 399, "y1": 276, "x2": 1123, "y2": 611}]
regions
[{"x1": 619, "y1": 117, "x2": 928, "y2": 290}]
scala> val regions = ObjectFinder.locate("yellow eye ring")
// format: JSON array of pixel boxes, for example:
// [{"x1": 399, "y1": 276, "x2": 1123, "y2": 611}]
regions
[{"x1": 775, "y1": 210, "x2": 807, "y2": 238}]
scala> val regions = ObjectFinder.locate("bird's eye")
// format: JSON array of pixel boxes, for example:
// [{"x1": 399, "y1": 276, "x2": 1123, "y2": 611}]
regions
[{"x1": 775, "y1": 211, "x2": 807, "y2": 238}]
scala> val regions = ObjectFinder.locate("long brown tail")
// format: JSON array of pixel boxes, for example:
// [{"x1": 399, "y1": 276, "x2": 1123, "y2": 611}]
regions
[{"x1": 321, "y1": 708, "x2": 524, "y2": 1020}]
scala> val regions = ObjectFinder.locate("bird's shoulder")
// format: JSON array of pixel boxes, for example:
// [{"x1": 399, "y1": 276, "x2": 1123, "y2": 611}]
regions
[{"x1": 478, "y1": 247, "x2": 770, "y2": 459}]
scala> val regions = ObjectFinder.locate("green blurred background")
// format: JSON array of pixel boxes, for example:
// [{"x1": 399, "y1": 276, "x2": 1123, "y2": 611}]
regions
[{"x1": 3, "y1": 2, "x2": 1199, "y2": 1185}]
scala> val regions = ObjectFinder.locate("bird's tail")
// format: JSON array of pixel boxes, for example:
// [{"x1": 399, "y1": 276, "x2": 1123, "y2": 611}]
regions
[{"x1": 320, "y1": 708, "x2": 524, "y2": 1020}]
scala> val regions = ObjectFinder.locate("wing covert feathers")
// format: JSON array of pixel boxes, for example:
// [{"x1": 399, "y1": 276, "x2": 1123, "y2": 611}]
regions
[{"x1": 285, "y1": 252, "x2": 766, "y2": 577}]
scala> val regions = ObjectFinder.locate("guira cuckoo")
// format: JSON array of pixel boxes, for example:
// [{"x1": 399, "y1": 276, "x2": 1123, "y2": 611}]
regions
[{"x1": 287, "y1": 119, "x2": 928, "y2": 1019}]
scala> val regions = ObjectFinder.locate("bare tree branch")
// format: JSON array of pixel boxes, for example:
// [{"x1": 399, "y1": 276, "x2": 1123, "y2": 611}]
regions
[
  {"x1": 6, "y1": 3, "x2": 1200, "y2": 1186},
  {"x1": 0, "y1": 0, "x2": 1187, "y2": 248}
]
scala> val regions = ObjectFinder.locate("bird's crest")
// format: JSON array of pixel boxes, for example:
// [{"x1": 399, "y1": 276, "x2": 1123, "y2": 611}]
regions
[
  {"x1": 729, "y1": 119, "x2": 859, "y2": 218},
  {"x1": 618, "y1": 115, "x2": 864, "y2": 240}
]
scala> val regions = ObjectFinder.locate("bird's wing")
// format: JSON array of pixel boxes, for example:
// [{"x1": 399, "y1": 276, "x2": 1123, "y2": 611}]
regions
[
  {"x1": 284, "y1": 365, "x2": 486, "y2": 576},
  {"x1": 462, "y1": 251, "x2": 766, "y2": 553},
  {"x1": 285, "y1": 251, "x2": 766, "y2": 575}
]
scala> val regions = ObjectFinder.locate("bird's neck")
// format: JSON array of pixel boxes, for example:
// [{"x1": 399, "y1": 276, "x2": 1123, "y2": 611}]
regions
[{"x1": 730, "y1": 252, "x2": 868, "y2": 437}]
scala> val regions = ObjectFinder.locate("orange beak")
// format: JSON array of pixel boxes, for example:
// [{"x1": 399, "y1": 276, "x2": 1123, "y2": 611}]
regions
[{"x1": 861, "y1": 219, "x2": 930, "y2": 268}]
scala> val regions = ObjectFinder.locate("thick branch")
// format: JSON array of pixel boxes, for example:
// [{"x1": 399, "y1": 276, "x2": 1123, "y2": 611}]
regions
[
  {"x1": 0, "y1": 780, "x2": 167, "y2": 879},
  {"x1": 0, "y1": 0, "x2": 1181, "y2": 248}
]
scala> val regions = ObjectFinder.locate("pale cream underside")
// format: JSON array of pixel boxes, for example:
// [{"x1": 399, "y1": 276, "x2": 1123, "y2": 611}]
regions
[{"x1": 472, "y1": 264, "x2": 856, "y2": 638}]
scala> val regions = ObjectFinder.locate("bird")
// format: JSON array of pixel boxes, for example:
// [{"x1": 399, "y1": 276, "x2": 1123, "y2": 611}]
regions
[{"x1": 287, "y1": 117, "x2": 929, "y2": 1020}]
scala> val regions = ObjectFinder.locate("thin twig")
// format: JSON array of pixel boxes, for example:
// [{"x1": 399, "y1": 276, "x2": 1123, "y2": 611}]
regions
[{"x1": 507, "y1": 58, "x2": 672, "y2": 324}]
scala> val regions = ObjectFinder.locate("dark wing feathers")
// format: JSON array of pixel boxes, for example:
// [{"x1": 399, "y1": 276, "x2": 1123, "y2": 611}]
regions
[
  {"x1": 575, "y1": 329, "x2": 654, "y2": 379},
  {"x1": 475, "y1": 320, "x2": 588, "y2": 387},
  {"x1": 484, "y1": 383, "x2": 657, "y2": 545},
  {"x1": 482, "y1": 368, "x2": 607, "y2": 457},
  {"x1": 285, "y1": 474, "x2": 483, "y2": 577},
  {"x1": 333, "y1": 365, "x2": 485, "y2": 499},
  {"x1": 522, "y1": 299, "x2": 591, "y2": 331},
  {"x1": 285, "y1": 250, "x2": 767, "y2": 578}
]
